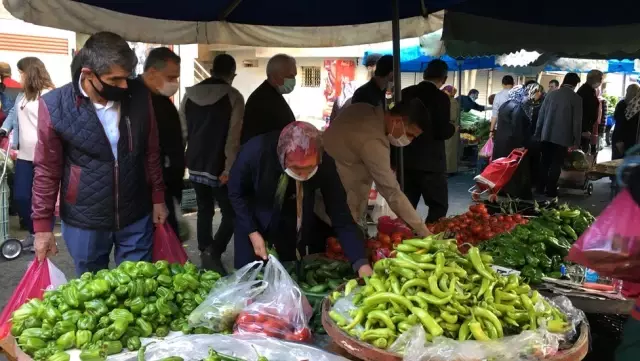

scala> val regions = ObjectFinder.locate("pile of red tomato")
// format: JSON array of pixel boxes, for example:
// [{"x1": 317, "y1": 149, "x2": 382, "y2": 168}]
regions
[
  {"x1": 366, "y1": 216, "x2": 413, "y2": 262},
  {"x1": 325, "y1": 236, "x2": 347, "y2": 260},
  {"x1": 427, "y1": 204, "x2": 528, "y2": 250},
  {"x1": 235, "y1": 310, "x2": 312, "y2": 342}
]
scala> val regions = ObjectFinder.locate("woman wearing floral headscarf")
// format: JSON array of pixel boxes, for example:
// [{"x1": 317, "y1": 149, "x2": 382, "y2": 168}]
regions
[
  {"x1": 612, "y1": 84, "x2": 640, "y2": 160},
  {"x1": 493, "y1": 83, "x2": 543, "y2": 199},
  {"x1": 228, "y1": 121, "x2": 372, "y2": 276}
]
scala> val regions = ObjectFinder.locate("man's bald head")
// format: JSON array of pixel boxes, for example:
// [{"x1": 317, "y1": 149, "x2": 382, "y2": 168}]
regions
[{"x1": 266, "y1": 54, "x2": 297, "y2": 92}]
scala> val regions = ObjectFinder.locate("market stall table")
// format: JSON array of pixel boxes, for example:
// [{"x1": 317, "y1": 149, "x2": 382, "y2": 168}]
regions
[{"x1": 587, "y1": 158, "x2": 623, "y2": 199}]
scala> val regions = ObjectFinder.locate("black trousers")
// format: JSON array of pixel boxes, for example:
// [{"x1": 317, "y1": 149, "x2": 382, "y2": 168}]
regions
[
  {"x1": 164, "y1": 189, "x2": 182, "y2": 240},
  {"x1": 402, "y1": 170, "x2": 448, "y2": 223},
  {"x1": 605, "y1": 125, "x2": 613, "y2": 145},
  {"x1": 193, "y1": 182, "x2": 235, "y2": 255},
  {"x1": 538, "y1": 142, "x2": 567, "y2": 197}
]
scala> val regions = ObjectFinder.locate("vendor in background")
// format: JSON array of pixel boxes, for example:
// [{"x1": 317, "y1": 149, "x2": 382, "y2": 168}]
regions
[
  {"x1": 457, "y1": 89, "x2": 486, "y2": 113},
  {"x1": 228, "y1": 121, "x2": 372, "y2": 277},
  {"x1": 322, "y1": 98, "x2": 431, "y2": 237},
  {"x1": 493, "y1": 83, "x2": 543, "y2": 199},
  {"x1": 577, "y1": 70, "x2": 603, "y2": 153},
  {"x1": 139, "y1": 47, "x2": 185, "y2": 239},
  {"x1": 548, "y1": 79, "x2": 560, "y2": 92},
  {"x1": 351, "y1": 55, "x2": 393, "y2": 108},
  {"x1": 0, "y1": 57, "x2": 55, "y2": 251},
  {"x1": 612, "y1": 84, "x2": 640, "y2": 159}
]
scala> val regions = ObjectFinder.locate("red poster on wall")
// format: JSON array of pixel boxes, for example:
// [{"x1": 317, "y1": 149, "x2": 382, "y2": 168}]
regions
[{"x1": 323, "y1": 59, "x2": 356, "y2": 120}]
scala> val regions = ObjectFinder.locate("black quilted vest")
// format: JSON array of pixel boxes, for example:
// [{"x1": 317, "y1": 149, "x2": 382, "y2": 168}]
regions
[{"x1": 42, "y1": 79, "x2": 153, "y2": 230}]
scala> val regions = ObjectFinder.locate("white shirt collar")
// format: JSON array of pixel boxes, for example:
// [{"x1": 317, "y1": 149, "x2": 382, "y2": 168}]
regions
[{"x1": 78, "y1": 75, "x2": 117, "y2": 110}]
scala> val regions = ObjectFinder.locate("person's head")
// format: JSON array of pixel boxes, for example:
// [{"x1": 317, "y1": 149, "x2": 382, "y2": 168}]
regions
[
  {"x1": 16, "y1": 57, "x2": 55, "y2": 101},
  {"x1": 502, "y1": 75, "x2": 515, "y2": 89},
  {"x1": 211, "y1": 54, "x2": 237, "y2": 85},
  {"x1": 74, "y1": 31, "x2": 138, "y2": 102},
  {"x1": 423, "y1": 59, "x2": 448, "y2": 88},
  {"x1": 442, "y1": 85, "x2": 457, "y2": 98},
  {"x1": 364, "y1": 53, "x2": 382, "y2": 79},
  {"x1": 277, "y1": 121, "x2": 321, "y2": 181},
  {"x1": 586, "y1": 70, "x2": 604, "y2": 89},
  {"x1": 468, "y1": 89, "x2": 479, "y2": 101},
  {"x1": 266, "y1": 54, "x2": 297, "y2": 94},
  {"x1": 625, "y1": 83, "x2": 640, "y2": 103},
  {"x1": 142, "y1": 47, "x2": 181, "y2": 97},
  {"x1": 548, "y1": 79, "x2": 560, "y2": 91},
  {"x1": 562, "y1": 73, "x2": 581, "y2": 88},
  {"x1": 384, "y1": 98, "x2": 427, "y2": 147},
  {"x1": 488, "y1": 94, "x2": 496, "y2": 105},
  {"x1": 0, "y1": 62, "x2": 11, "y2": 82},
  {"x1": 509, "y1": 82, "x2": 543, "y2": 104},
  {"x1": 373, "y1": 55, "x2": 394, "y2": 84}
]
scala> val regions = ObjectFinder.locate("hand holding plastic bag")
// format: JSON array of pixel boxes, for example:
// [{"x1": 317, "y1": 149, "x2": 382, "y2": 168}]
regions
[
  {"x1": 567, "y1": 189, "x2": 640, "y2": 282},
  {"x1": 188, "y1": 261, "x2": 266, "y2": 332},
  {"x1": 152, "y1": 223, "x2": 188, "y2": 264},
  {"x1": 235, "y1": 255, "x2": 313, "y2": 342},
  {"x1": 479, "y1": 138, "x2": 493, "y2": 159}
]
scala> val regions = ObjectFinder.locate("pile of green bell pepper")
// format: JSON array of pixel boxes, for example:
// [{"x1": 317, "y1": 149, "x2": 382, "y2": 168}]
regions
[
  {"x1": 479, "y1": 205, "x2": 595, "y2": 283},
  {"x1": 10, "y1": 261, "x2": 221, "y2": 360},
  {"x1": 328, "y1": 237, "x2": 569, "y2": 351}
]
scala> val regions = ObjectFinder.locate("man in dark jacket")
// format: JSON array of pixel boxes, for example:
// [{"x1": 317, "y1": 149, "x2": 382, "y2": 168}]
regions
[
  {"x1": 399, "y1": 59, "x2": 455, "y2": 223},
  {"x1": 140, "y1": 47, "x2": 185, "y2": 239},
  {"x1": 240, "y1": 54, "x2": 296, "y2": 144},
  {"x1": 458, "y1": 89, "x2": 486, "y2": 112},
  {"x1": 351, "y1": 54, "x2": 393, "y2": 108},
  {"x1": 577, "y1": 70, "x2": 603, "y2": 153},
  {"x1": 180, "y1": 54, "x2": 244, "y2": 274},
  {"x1": 32, "y1": 32, "x2": 167, "y2": 275}
]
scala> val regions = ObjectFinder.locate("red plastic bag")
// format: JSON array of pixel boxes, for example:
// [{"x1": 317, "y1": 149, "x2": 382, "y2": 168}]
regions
[
  {"x1": 0, "y1": 259, "x2": 67, "y2": 339},
  {"x1": 235, "y1": 255, "x2": 313, "y2": 342},
  {"x1": 152, "y1": 223, "x2": 188, "y2": 264},
  {"x1": 567, "y1": 189, "x2": 640, "y2": 282},
  {"x1": 479, "y1": 138, "x2": 494, "y2": 159}
]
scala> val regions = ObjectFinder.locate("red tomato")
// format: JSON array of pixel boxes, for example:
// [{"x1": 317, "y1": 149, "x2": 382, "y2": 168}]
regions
[
  {"x1": 238, "y1": 322, "x2": 263, "y2": 333},
  {"x1": 390, "y1": 232, "x2": 404, "y2": 243},
  {"x1": 471, "y1": 225, "x2": 483, "y2": 234},
  {"x1": 486, "y1": 232, "x2": 495, "y2": 239},
  {"x1": 294, "y1": 327, "x2": 312, "y2": 341},
  {"x1": 378, "y1": 233, "x2": 391, "y2": 246},
  {"x1": 378, "y1": 215, "x2": 393, "y2": 224},
  {"x1": 331, "y1": 242, "x2": 343, "y2": 253},
  {"x1": 236, "y1": 313, "x2": 256, "y2": 324}
]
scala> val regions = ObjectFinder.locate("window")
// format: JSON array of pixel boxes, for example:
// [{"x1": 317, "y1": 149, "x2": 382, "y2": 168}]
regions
[{"x1": 301, "y1": 66, "x2": 321, "y2": 88}]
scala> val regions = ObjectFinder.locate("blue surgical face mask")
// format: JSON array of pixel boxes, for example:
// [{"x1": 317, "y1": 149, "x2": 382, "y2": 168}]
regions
[{"x1": 278, "y1": 77, "x2": 296, "y2": 94}]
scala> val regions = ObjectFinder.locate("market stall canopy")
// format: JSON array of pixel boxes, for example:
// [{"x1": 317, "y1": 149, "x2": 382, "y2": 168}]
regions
[
  {"x1": 364, "y1": 44, "x2": 496, "y2": 72},
  {"x1": 442, "y1": 0, "x2": 640, "y2": 58},
  {"x1": 2, "y1": 0, "x2": 465, "y2": 46}
]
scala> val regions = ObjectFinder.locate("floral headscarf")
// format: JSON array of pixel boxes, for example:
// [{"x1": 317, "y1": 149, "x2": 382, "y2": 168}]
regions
[
  {"x1": 442, "y1": 85, "x2": 457, "y2": 98},
  {"x1": 625, "y1": 92, "x2": 640, "y2": 120},
  {"x1": 508, "y1": 83, "x2": 542, "y2": 119},
  {"x1": 275, "y1": 122, "x2": 321, "y2": 252}
]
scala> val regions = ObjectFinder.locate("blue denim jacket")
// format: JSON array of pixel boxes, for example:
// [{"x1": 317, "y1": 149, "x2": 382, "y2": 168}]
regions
[{"x1": 1, "y1": 92, "x2": 22, "y2": 149}]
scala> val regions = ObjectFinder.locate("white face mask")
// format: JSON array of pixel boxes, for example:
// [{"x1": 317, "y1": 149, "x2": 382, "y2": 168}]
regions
[
  {"x1": 387, "y1": 121, "x2": 412, "y2": 147},
  {"x1": 158, "y1": 81, "x2": 179, "y2": 97},
  {"x1": 285, "y1": 167, "x2": 318, "y2": 182}
]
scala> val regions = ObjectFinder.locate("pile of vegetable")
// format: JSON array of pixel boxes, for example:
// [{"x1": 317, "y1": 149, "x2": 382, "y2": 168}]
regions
[
  {"x1": 328, "y1": 236, "x2": 570, "y2": 350},
  {"x1": 427, "y1": 204, "x2": 528, "y2": 250},
  {"x1": 368, "y1": 216, "x2": 414, "y2": 262},
  {"x1": 10, "y1": 261, "x2": 221, "y2": 361},
  {"x1": 460, "y1": 113, "x2": 490, "y2": 146},
  {"x1": 479, "y1": 206, "x2": 595, "y2": 283},
  {"x1": 563, "y1": 149, "x2": 591, "y2": 171}
]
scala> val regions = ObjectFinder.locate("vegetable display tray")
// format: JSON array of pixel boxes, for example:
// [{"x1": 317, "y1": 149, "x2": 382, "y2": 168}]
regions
[{"x1": 321, "y1": 296, "x2": 590, "y2": 361}]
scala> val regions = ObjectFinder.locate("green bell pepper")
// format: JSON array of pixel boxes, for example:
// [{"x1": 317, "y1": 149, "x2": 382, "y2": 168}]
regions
[
  {"x1": 108, "y1": 308, "x2": 134, "y2": 324},
  {"x1": 76, "y1": 330, "x2": 92, "y2": 349},
  {"x1": 155, "y1": 326, "x2": 169, "y2": 337},
  {"x1": 91, "y1": 329, "x2": 106, "y2": 343},
  {"x1": 126, "y1": 296, "x2": 146, "y2": 314},
  {"x1": 104, "y1": 320, "x2": 128, "y2": 341},
  {"x1": 42, "y1": 305, "x2": 62, "y2": 324},
  {"x1": 538, "y1": 253, "x2": 553, "y2": 270},
  {"x1": 128, "y1": 279, "x2": 145, "y2": 299},
  {"x1": 61, "y1": 286, "x2": 80, "y2": 308},
  {"x1": 170, "y1": 264, "x2": 184, "y2": 276},
  {"x1": 97, "y1": 316, "x2": 111, "y2": 329},
  {"x1": 136, "y1": 262, "x2": 158, "y2": 278},
  {"x1": 126, "y1": 336, "x2": 141, "y2": 351},
  {"x1": 112, "y1": 269, "x2": 132, "y2": 285},
  {"x1": 52, "y1": 321, "x2": 76, "y2": 338},
  {"x1": 114, "y1": 285, "x2": 128, "y2": 298},
  {"x1": 87, "y1": 279, "x2": 110, "y2": 297},
  {"x1": 24, "y1": 316, "x2": 43, "y2": 329},
  {"x1": 155, "y1": 286, "x2": 175, "y2": 300},
  {"x1": 47, "y1": 351, "x2": 70, "y2": 361},
  {"x1": 183, "y1": 262, "x2": 198, "y2": 275},
  {"x1": 61, "y1": 310, "x2": 82, "y2": 325},
  {"x1": 104, "y1": 294, "x2": 119, "y2": 308},
  {"x1": 154, "y1": 260, "x2": 170, "y2": 275},
  {"x1": 56, "y1": 331, "x2": 76, "y2": 350},
  {"x1": 521, "y1": 266, "x2": 544, "y2": 284},
  {"x1": 19, "y1": 337, "x2": 47, "y2": 354},
  {"x1": 199, "y1": 271, "x2": 220, "y2": 282},
  {"x1": 141, "y1": 304, "x2": 157, "y2": 317},
  {"x1": 156, "y1": 274, "x2": 173, "y2": 287},
  {"x1": 144, "y1": 279, "x2": 158, "y2": 295},
  {"x1": 77, "y1": 315, "x2": 97, "y2": 331},
  {"x1": 551, "y1": 254, "x2": 563, "y2": 270},
  {"x1": 169, "y1": 319, "x2": 186, "y2": 332},
  {"x1": 524, "y1": 252, "x2": 540, "y2": 267},
  {"x1": 102, "y1": 340, "x2": 123, "y2": 355},
  {"x1": 79, "y1": 345, "x2": 107, "y2": 361},
  {"x1": 135, "y1": 318, "x2": 153, "y2": 337},
  {"x1": 20, "y1": 328, "x2": 52, "y2": 341},
  {"x1": 102, "y1": 272, "x2": 119, "y2": 289},
  {"x1": 84, "y1": 299, "x2": 109, "y2": 317}
]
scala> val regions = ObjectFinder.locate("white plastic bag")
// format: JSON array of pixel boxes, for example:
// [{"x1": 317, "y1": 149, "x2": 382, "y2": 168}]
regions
[
  {"x1": 187, "y1": 261, "x2": 265, "y2": 332},
  {"x1": 372, "y1": 191, "x2": 396, "y2": 220}
]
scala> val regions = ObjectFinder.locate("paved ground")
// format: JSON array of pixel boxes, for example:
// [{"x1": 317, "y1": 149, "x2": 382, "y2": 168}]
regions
[{"x1": 0, "y1": 150, "x2": 616, "y2": 309}]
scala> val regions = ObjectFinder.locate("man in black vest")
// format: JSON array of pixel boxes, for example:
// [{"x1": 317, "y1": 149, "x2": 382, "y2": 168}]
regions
[
  {"x1": 32, "y1": 32, "x2": 167, "y2": 275},
  {"x1": 140, "y1": 47, "x2": 185, "y2": 240},
  {"x1": 180, "y1": 54, "x2": 244, "y2": 274}
]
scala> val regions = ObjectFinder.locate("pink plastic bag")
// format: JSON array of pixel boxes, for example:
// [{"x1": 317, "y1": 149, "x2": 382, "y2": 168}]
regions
[
  {"x1": 567, "y1": 189, "x2": 640, "y2": 282},
  {"x1": 479, "y1": 138, "x2": 494, "y2": 159},
  {"x1": 0, "y1": 259, "x2": 67, "y2": 339},
  {"x1": 152, "y1": 223, "x2": 188, "y2": 264}
]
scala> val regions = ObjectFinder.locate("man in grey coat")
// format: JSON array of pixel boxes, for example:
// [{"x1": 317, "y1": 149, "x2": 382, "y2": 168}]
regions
[{"x1": 534, "y1": 73, "x2": 583, "y2": 197}]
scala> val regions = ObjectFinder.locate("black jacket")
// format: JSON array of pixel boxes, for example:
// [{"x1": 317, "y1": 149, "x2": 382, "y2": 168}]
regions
[
  {"x1": 458, "y1": 95, "x2": 485, "y2": 112},
  {"x1": 351, "y1": 79, "x2": 386, "y2": 107},
  {"x1": 398, "y1": 81, "x2": 455, "y2": 173},
  {"x1": 612, "y1": 100, "x2": 639, "y2": 157},
  {"x1": 577, "y1": 84, "x2": 600, "y2": 133},
  {"x1": 493, "y1": 100, "x2": 531, "y2": 159},
  {"x1": 240, "y1": 80, "x2": 295, "y2": 145}
]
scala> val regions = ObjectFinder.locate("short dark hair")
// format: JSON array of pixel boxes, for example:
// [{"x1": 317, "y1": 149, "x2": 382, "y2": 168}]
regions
[
  {"x1": 524, "y1": 80, "x2": 537, "y2": 86},
  {"x1": 562, "y1": 73, "x2": 581, "y2": 87},
  {"x1": 390, "y1": 97, "x2": 429, "y2": 131},
  {"x1": 549, "y1": 79, "x2": 560, "y2": 87},
  {"x1": 365, "y1": 53, "x2": 382, "y2": 68},
  {"x1": 73, "y1": 31, "x2": 137, "y2": 76},
  {"x1": 374, "y1": 55, "x2": 393, "y2": 77},
  {"x1": 211, "y1": 54, "x2": 237, "y2": 78},
  {"x1": 144, "y1": 47, "x2": 180, "y2": 71},
  {"x1": 423, "y1": 59, "x2": 448, "y2": 80},
  {"x1": 502, "y1": 75, "x2": 515, "y2": 86},
  {"x1": 468, "y1": 89, "x2": 479, "y2": 96}
]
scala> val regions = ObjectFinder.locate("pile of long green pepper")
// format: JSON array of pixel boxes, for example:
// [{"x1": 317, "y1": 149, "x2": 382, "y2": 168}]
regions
[
  {"x1": 328, "y1": 237, "x2": 570, "y2": 350},
  {"x1": 10, "y1": 261, "x2": 221, "y2": 361}
]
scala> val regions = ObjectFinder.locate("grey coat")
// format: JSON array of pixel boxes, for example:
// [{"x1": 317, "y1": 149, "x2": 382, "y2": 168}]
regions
[{"x1": 535, "y1": 86, "x2": 583, "y2": 148}]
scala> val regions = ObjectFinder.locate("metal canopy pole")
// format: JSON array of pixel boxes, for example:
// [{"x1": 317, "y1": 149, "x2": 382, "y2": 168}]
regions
[{"x1": 391, "y1": 0, "x2": 404, "y2": 190}]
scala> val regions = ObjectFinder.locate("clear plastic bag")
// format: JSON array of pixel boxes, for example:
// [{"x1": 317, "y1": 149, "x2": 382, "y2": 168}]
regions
[
  {"x1": 567, "y1": 189, "x2": 640, "y2": 282},
  {"x1": 108, "y1": 334, "x2": 351, "y2": 361},
  {"x1": 235, "y1": 255, "x2": 313, "y2": 342},
  {"x1": 187, "y1": 261, "x2": 266, "y2": 332},
  {"x1": 479, "y1": 138, "x2": 493, "y2": 159}
]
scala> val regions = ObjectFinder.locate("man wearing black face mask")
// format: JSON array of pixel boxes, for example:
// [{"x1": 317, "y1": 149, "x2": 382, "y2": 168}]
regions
[
  {"x1": 140, "y1": 47, "x2": 185, "y2": 240},
  {"x1": 31, "y1": 32, "x2": 168, "y2": 275}
]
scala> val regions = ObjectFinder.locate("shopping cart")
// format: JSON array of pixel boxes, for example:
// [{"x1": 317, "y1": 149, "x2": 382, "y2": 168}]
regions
[
  {"x1": 0, "y1": 144, "x2": 22, "y2": 260},
  {"x1": 558, "y1": 149, "x2": 597, "y2": 196},
  {"x1": 469, "y1": 148, "x2": 528, "y2": 202}
]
